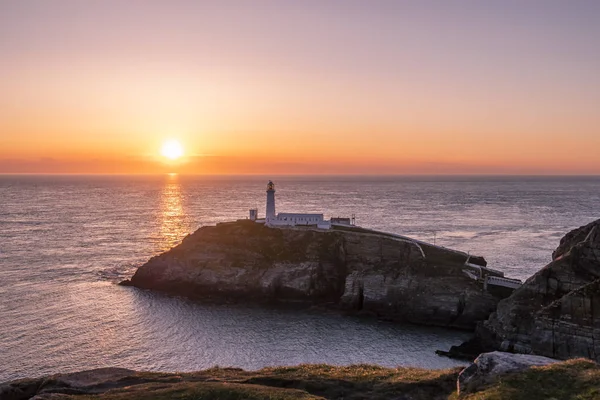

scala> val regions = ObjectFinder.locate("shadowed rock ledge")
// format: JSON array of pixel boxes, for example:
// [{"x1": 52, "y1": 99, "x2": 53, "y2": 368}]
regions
[
  {"x1": 122, "y1": 220, "x2": 511, "y2": 330},
  {"x1": 473, "y1": 218, "x2": 600, "y2": 362}
]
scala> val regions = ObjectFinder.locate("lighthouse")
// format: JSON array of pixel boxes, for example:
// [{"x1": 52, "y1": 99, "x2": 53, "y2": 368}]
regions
[
  {"x1": 249, "y1": 180, "x2": 351, "y2": 229},
  {"x1": 266, "y1": 181, "x2": 276, "y2": 221}
]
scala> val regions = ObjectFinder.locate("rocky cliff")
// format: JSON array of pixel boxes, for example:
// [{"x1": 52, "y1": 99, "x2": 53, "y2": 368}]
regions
[
  {"x1": 123, "y1": 220, "x2": 508, "y2": 329},
  {"x1": 477, "y1": 219, "x2": 600, "y2": 361}
]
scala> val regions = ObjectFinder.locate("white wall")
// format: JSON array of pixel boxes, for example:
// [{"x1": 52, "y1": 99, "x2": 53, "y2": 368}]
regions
[{"x1": 266, "y1": 213, "x2": 329, "y2": 228}]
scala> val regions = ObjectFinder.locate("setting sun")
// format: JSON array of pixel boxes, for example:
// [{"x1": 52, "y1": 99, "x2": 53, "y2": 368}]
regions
[{"x1": 160, "y1": 140, "x2": 184, "y2": 160}]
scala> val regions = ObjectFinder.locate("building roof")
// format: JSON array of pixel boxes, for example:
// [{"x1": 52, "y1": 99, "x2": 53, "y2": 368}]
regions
[{"x1": 277, "y1": 213, "x2": 324, "y2": 218}]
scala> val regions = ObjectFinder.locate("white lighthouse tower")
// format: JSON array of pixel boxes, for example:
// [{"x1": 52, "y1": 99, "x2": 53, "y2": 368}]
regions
[
  {"x1": 249, "y1": 180, "x2": 350, "y2": 229},
  {"x1": 266, "y1": 180, "x2": 276, "y2": 222}
]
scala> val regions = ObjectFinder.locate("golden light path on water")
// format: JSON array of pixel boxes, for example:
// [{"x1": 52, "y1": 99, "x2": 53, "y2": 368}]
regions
[{"x1": 158, "y1": 174, "x2": 188, "y2": 251}]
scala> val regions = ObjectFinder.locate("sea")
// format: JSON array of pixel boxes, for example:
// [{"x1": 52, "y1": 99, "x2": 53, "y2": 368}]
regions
[{"x1": 1, "y1": 175, "x2": 599, "y2": 382}]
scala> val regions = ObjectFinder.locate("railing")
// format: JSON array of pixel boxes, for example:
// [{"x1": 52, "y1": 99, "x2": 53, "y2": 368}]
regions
[{"x1": 486, "y1": 275, "x2": 522, "y2": 289}]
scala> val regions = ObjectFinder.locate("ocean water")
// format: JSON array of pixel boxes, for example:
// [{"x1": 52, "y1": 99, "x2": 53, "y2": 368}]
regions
[{"x1": 1, "y1": 175, "x2": 599, "y2": 382}]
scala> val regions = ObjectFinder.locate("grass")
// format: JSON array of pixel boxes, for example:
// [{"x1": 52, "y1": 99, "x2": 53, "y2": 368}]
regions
[
  {"x1": 29, "y1": 364, "x2": 460, "y2": 400},
  {"x1": 244, "y1": 364, "x2": 460, "y2": 400},
  {"x1": 455, "y1": 359, "x2": 600, "y2": 400},
  {"x1": 11, "y1": 360, "x2": 600, "y2": 400},
  {"x1": 77, "y1": 381, "x2": 322, "y2": 400}
]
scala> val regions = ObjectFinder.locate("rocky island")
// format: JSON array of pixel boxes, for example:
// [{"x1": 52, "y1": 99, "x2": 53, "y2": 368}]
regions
[
  {"x1": 122, "y1": 220, "x2": 517, "y2": 330},
  {"x1": 122, "y1": 207, "x2": 600, "y2": 366},
  {"x1": 116, "y1": 171, "x2": 600, "y2": 365}
]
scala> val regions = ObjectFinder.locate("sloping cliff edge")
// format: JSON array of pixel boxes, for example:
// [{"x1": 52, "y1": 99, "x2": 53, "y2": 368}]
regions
[
  {"x1": 3, "y1": 355, "x2": 599, "y2": 400},
  {"x1": 471, "y1": 218, "x2": 600, "y2": 362},
  {"x1": 122, "y1": 220, "x2": 508, "y2": 330}
]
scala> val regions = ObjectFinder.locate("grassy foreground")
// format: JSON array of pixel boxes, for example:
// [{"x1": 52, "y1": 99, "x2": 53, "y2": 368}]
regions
[
  {"x1": 72, "y1": 364, "x2": 459, "y2": 400},
  {"x1": 5, "y1": 360, "x2": 600, "y2": 400},
  {"x1": 455, "y1": 358, "x2": 600, "y2": 400}
]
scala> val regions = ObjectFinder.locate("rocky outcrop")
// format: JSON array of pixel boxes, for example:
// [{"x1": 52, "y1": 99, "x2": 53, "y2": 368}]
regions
[
  {"x1": 552, "y1": 220, "x2": 600, "y2": 260},
  {"x1": 532, "y1": 278, "x2": 600, "y2": 360},
  {"x1": 124, "y1": 220, "x2": 510, "y2": 329},
  {"x1": 477, "y1": 219, "x2": 600, "y2": 361},
  {"x1": 457, "y1": 351, "x2": 560, "y2": 395},
  {"x1": 0, "y1": 368, "x2": 138, "y2": 400}
]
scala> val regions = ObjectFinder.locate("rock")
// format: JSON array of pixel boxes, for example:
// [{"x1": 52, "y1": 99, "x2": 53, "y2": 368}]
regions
[
  {"x1": 476, "y1": 218, "x2": 600, "y2": 361},
  {"x1": 0, "y1": 378, "x2": 44, "y2": 400},
  {"x1": 552, "y1": 220, "x2": 600, "y2": 260},
  {"x1": 436, "y1": 336, "x2": 495, "y2": 361},
  {"x1": 532, "y1": 278, "x2": 600, "y2": 360},
  {"x1": 50, "y1": 367, "x2": 137, "y2": 390},
  {"x1": 125, "y1": 220, "x2": 513, "y2": 329},
  {"x1": 457, "y1": 351, "x2": 560, "y2": 394},
  {"x1": 0, "y1": 368, "x2": 138, "y2": 400}
]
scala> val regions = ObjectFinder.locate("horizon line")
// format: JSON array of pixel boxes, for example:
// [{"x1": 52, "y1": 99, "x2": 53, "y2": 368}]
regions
[{"x1": 2, "y1": 172, "x2": 600, "y2": 178}]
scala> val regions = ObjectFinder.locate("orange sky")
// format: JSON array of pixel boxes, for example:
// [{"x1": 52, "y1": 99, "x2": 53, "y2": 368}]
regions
[{"x1": 1, "y1": 1, "x2": 599, "y2": 175}]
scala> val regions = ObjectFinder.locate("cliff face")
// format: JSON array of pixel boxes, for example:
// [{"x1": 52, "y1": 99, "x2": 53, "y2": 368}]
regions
[
  {"x1": 478, "y1": 219, "x2": 600, "y2": 361},
  {"x1": 127, "y1": 220, "x2": 505, "y2": 329}
]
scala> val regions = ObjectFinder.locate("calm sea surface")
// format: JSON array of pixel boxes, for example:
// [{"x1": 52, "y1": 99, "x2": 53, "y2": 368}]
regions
[{"x1": 1, "y1": 175, "x2": 599, "y2": 382}]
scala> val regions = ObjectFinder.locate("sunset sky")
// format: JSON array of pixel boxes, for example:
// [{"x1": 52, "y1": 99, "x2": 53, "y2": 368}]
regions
[{"x1": 1, "y1": 1, "x2": 599, "y2": 174}]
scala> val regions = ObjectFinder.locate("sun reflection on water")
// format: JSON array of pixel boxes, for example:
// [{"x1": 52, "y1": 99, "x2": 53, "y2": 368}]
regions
[{"x1": 158, "y1": 174, "x2": 188, "y2": 251}]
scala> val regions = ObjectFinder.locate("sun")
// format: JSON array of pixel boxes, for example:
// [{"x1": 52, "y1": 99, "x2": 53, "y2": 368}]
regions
[{"x1": 160, "y1": 139, "x2": 184, "y2": 160}]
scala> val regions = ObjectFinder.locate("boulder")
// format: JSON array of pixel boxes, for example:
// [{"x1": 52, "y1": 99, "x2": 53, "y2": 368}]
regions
[{"x1": 457, "y1": 351, "x2": 560, "y2": 394}]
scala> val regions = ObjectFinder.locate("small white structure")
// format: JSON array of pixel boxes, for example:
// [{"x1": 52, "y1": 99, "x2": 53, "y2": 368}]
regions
[
  {"x1": 331, "y1": 217, "x2": 352, "y2": 225},
  {"x1": 251, "y1": 181, "x2": 353, "y2": 229},
  {"x1": 249, "y1": 209, "x2": 258, "y2": 221}
]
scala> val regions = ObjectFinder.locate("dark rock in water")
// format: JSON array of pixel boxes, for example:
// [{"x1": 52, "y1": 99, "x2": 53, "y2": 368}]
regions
[
  {"x1": 475, "y1": 219, "x2": 600, "y2": 361},
  {"x1": 468, "y1": 255, "x2": 487, "y2": 267},
  {"x1": 436, "y1": 336, "x2": 495, "y2": 361},
  {"x1": 124, "y1": 220, "x2": 513, "y2": 329}
]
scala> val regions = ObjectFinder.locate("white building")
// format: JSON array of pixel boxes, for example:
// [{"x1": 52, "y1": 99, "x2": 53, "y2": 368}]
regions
[
  {"x1": 269, "y1": 212, "x2": 329, "y2": 228},
  {"x1": 249, "y1": 181, "x2": 354, "y2": 229}
]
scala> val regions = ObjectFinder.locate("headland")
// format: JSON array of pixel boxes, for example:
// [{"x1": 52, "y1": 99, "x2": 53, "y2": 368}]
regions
[
  {"x1": 121, "y1": 181, "x2": 600, "y2": 366},
  {"x1": 121, "y1": 180, "x2": 522, "y2": 330}
]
